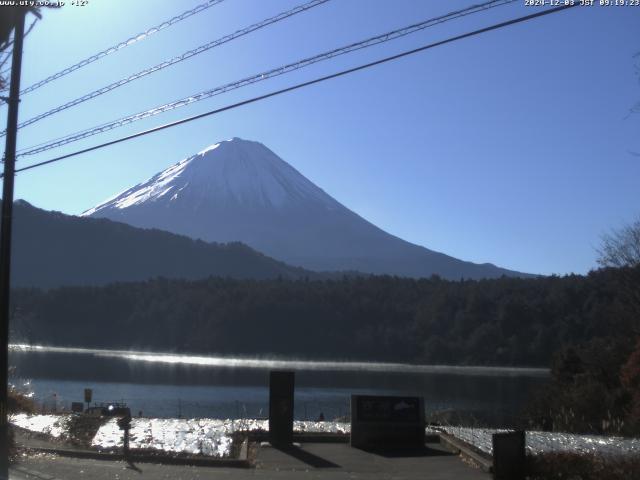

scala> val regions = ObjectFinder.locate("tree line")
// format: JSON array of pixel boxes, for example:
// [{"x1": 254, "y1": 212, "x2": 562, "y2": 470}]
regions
[{"x1": 9, "y1": 266, "x2": 638, "y2": 367}]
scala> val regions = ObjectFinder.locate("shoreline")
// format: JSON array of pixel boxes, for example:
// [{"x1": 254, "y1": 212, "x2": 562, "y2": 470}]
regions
[{"x1": 9, "y1": 344, "x2": 550, "y2": 377}]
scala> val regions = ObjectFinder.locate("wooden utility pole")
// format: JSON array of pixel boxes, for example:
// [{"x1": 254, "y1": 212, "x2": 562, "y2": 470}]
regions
[{"x1": 0, "y1": 7, "x2": 26, "y2": 478}]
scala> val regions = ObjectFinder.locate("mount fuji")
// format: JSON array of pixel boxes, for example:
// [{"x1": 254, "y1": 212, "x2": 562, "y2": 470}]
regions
[{"x1": 83, "y1": 137, "x2": 528, "y2": 279}]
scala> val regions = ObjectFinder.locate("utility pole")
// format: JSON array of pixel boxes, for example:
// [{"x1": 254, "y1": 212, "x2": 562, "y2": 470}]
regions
[{"x1": 0, "y1": 8, "x2": 26, "y2": 478}]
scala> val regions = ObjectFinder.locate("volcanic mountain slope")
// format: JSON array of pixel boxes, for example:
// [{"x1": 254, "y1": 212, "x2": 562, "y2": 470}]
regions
[
  {"x1": 84, "y1": 137, "x2": 530, "y2": 280},
  {"x1": 10, "y1": 200, "x2": 313, "y2": 288}
]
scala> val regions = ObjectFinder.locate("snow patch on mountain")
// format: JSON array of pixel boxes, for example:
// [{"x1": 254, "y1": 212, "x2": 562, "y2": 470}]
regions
[{"x1": 83, "y1": 137, "x2": 339, "y2": 216}]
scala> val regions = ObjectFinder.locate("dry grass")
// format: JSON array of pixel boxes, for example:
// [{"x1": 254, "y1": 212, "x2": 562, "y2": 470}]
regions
[
  {"x1": 7, "y1": 388, "x2": 36, "y2": 414},
  {"x1": 66, "y1": 415, "x2": 107, "y2": 448},
  {"x1": 527, "y1": 452, "x2": 640, "y2": 480},
  {"x1": 8, "y1": 388, "x2": 36, "y2": 463}
]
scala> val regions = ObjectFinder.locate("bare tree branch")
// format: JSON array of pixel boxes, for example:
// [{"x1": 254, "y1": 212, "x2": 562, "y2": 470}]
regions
[
  {"x1": 0, "y1": 10, "x2": 41, "y2": 90},
  {"x1": 597, "y1": 216, "x2": 640, "y2": 336},
  {"x1": 597, "y1": 218, "x2": 640, "y2": 268},
  {"x1": 0, "y1": 38, "x2": 14, "y2": 53}
]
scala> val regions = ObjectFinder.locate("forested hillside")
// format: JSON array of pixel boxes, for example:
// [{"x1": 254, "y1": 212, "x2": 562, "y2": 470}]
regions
[
  {"x1": 10, "y1": 266, "x2": 639, "y2": 367},
  {"x1": 10, "y1": 200, "x2": 316, "y2": 287}
]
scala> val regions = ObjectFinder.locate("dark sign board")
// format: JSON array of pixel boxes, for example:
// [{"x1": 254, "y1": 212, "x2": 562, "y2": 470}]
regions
[
  {"x1": 84, "y1": 388, "x2": 92, "y2": 404},
  {"x1": 492, "y1": 430, "x2": 526, "y2": 480},
  {"x1": 269, "y1": 371, "x2": 295, "y2": 445},
  {"x1": 71, "y1": 402, "x2": 84, "y2": 413},
  {"x1": 351, "y1": 395, "x2": 425, "y2": 450}
]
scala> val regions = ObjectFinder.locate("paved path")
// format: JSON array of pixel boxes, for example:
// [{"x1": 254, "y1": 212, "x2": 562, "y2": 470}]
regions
[
  {"x1": 10, "y1": 442, "x2": 488, "y2": 480},
  {"x1": 255, "y1": 442, "x2": 488, "y2": 479}
]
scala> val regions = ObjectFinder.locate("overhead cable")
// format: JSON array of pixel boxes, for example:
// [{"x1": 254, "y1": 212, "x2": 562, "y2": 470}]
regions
[
  {"x1": 16, "y1": 0, "x2": 516, "y2": 156},
  {"x1": 10, "y1": 3, "x2": 578, "y2": 176},
  {"x1": 6, "y1": 0, "x2": 330, "y2": 136},
  {"x1": 20, "y1": 0, "x2": 227, "y2": 95}
]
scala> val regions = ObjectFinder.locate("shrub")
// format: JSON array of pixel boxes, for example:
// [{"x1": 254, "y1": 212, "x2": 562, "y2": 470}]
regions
[
  {"x1": 7, "y1": 388, "x2": 36, "y2": 414},
  {"x1": 527, "y1": 452, "x2": 640, "y2": 480}
]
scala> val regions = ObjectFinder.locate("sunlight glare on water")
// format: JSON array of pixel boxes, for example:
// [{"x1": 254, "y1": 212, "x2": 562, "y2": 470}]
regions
[{"x1": 8, "y1": 344, "x2": 549, "y2": 377}]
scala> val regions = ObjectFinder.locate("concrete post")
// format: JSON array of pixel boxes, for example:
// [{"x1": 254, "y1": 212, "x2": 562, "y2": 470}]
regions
[{"x1": 268, "y1": 370, "x2": 295, "y2": 446}]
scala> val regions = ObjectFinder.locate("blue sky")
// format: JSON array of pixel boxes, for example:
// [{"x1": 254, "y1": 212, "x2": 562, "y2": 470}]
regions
[{"x1": 3, "y1": 0, "x2": 639, "y2": 276}]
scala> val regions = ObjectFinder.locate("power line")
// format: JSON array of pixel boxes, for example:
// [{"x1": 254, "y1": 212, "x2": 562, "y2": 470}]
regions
[
  {"x1": 19, "y1": 0, "x2": 227, "y2": 96},
  {"x1": 10, "y1": 3, "x2": 578, "y2": 177},
  {"x1": 15, "y1": 0, "x2": 516, "y2": 157},
  {"x1": 4, "y1": 0, "x2": 330, "y2": 136},
  {"x1": 13, "y1": 0, "x2": 513, "y2": 149}
]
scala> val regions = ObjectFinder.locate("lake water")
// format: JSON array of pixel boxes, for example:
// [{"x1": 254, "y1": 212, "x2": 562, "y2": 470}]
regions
[{"x1": 9, "y1": 345, "x2": 549, "y2": 426}]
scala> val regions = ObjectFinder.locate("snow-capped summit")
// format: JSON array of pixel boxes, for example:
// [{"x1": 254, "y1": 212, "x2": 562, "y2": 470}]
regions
[
  {"x1": 84, "y1": 137, "x2": 339, "y2": 216},
  {"x1": 84, "y1": 138, "x2": 528, "y2": 279}
]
